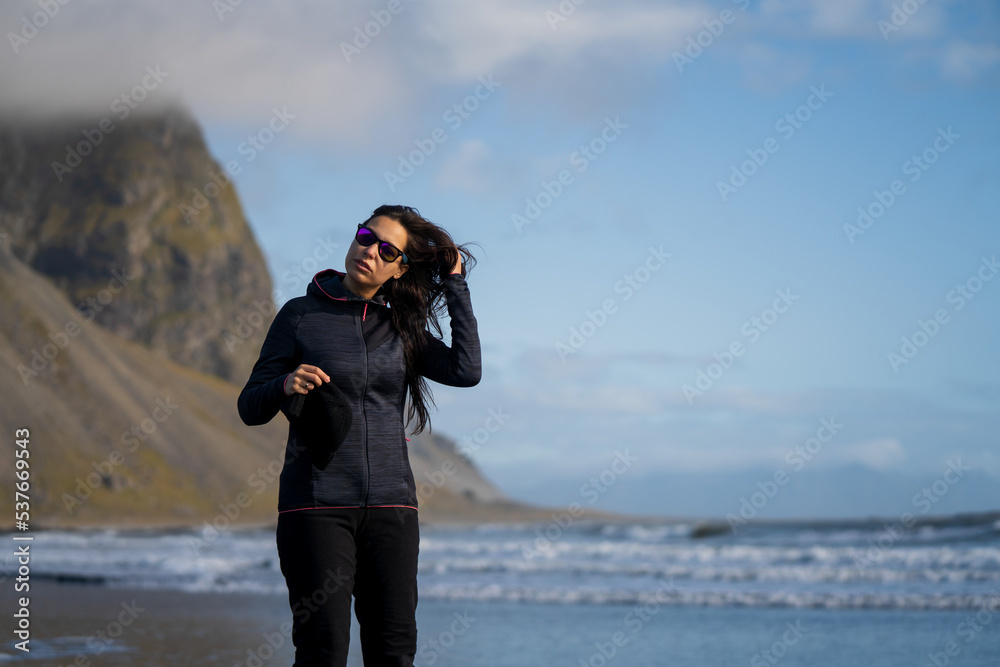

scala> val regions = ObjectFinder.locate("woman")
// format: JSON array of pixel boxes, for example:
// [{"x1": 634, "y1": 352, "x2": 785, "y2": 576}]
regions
[{"x1": 237, "y1": 205, "x2": 481, "y2": 666}]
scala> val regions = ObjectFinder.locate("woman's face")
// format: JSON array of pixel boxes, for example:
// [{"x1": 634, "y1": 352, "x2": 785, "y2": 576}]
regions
[{"x1": 343, "y1": 215, "x2": 409, "y2": 297}]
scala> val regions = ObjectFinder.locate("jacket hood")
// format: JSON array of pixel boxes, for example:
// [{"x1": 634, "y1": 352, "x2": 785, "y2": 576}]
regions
[{"x1": 307, "y1": 268, "x2": 388, "y2": 307}]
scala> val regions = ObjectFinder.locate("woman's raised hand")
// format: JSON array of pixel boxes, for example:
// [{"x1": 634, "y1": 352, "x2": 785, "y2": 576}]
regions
[
  {"x1": 448, "y1": 246, "x2": 463, "y2": 276},
  {"x1": 283, "y1": 364, "x2": 332, "y2": 396}
]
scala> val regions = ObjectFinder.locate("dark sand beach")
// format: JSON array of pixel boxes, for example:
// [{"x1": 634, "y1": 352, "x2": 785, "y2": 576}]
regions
[
  {"x1": 13, "y1": 580, "x2": 1000, "y2": 667},
  {"x1": 13, "y1": 580, "x2": 295, "y2": 666}
]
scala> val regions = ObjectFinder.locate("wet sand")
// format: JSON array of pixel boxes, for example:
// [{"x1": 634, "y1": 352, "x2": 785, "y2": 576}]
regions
[
  {"x1": 9, "y1": 579, "x2": 297, "y2": 666},
  {"x1": 11, "y1": 580, "x2": 472, "y2": 666},
  {"x1": 9, "y1": 581, "x2": 1000, "y2": 666}
]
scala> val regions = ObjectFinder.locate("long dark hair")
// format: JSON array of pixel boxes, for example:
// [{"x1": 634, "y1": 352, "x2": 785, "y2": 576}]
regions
[{"x1": 366, "y1": 204, "x2": 478, "y2": 434}]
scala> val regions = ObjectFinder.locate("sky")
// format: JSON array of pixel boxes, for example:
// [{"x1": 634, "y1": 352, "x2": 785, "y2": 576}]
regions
[{"x1": 2, "y1": 0, "x2": 998, "y2": 517}]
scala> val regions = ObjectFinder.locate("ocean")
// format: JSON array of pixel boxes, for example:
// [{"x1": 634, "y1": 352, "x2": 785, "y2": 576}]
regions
[{"x1": 2, "y1": 513, "x2": 998, "y2": 665}]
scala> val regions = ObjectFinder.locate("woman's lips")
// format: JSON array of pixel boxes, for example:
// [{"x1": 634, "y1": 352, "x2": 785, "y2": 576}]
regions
[{"x1": 355, "y1": 259, "x2": 372, "y2": 273}]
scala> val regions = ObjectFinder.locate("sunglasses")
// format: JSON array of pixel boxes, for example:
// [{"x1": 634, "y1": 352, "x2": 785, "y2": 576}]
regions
[{"x1": 355, "y1": 224, "x2": 408, "y2": 265}]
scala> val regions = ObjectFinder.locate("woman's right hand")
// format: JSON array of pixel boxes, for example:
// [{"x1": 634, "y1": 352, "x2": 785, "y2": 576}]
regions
[{"x1": 283, "y1": 364, "x2": 332, "y2": 396}]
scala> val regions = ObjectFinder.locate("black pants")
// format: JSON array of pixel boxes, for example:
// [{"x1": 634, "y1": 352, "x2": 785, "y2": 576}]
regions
[{"x1": 275, "y1": 506, "x2": 420, "y2": 666}]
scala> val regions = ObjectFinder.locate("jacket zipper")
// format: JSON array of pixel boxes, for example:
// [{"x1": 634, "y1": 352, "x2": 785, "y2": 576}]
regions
[
  {"x1": 357, "y1": 305, "x2": 370, "y2": 507},
  {"x1": 310, "y1": 271, "x2": 383, "y2": 507}
]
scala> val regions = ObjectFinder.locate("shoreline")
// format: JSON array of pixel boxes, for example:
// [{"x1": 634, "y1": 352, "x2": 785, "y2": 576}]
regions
[
  {"x1": 4, "y1": 507, "x2": 996, "y2": 535},
  {"x1": 0, "y1": 503, "x2": 697, "y2": 533}
]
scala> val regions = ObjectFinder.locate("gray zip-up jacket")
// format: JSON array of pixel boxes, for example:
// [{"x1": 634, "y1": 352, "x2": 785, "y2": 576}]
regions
[{"x1": 237, "y1": 268, "x2": 481, "y2": 513}]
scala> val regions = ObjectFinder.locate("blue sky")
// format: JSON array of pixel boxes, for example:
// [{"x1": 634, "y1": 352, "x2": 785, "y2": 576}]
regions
[{"x1": 3, "y1": 0, "x2": 998, "y2": 516}]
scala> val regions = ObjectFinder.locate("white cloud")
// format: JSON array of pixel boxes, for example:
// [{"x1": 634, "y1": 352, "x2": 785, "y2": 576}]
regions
[
  {"x1": 2, "y1": 0, "x2": 990, "y2": 146},
  {"x1": 407, "y1": 2, "x2": 709, "y2": 80},
  {"x1": 0, "y1": 0, "x2": 707, "y2": 146},
  {"x1": 808, "y1": 0, "x2": 879, "y2": 37},
  {"x1": 756, "y1": 0, "x2": 944, "y2": 40},
  {"x1": 940, "y1": 40, "x2": 1000, "y2": 82}
]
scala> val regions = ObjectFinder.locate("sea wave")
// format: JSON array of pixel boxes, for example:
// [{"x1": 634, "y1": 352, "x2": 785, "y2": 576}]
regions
[{"x1": 3, "y1": 512, "x2": 997, "y2": 610}]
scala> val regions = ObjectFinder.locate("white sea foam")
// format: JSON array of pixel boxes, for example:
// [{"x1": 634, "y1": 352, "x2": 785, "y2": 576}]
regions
[{"x1": 6, "y1": 514, "x2": 997, "y2": 610}]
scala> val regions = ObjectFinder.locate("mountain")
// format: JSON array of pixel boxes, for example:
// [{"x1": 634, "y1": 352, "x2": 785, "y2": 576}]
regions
[
  {"x1": 0, "y1": 105, "x2": 271, "y2": 386},
  {"x1": 0, "y1": 234, "x2": 280, "y2": 528},
  {"x1": 0, "y1": 108, "x2": 612, "y2": 530}
]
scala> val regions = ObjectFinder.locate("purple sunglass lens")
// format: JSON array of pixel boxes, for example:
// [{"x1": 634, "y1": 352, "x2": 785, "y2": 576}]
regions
[{"x1": 356, "y1": 226, "x2": 399, "y2": 261}]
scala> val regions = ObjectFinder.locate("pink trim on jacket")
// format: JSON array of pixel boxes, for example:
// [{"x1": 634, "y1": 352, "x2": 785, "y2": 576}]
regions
[{"x1": 278, "y1": 504, "x2": 418, "y2": 514}]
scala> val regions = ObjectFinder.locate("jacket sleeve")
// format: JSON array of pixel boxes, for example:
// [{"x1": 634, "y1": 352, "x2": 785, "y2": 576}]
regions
[
  {"x1": 237, "y1": 300, "x2": 303, "y2": 426},
  {"x1": 416, "y1": 273, "x2": 482, "y2": 387}
]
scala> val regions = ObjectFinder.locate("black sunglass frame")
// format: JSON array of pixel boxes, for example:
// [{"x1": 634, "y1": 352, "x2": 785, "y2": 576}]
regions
[{"x1": 355, "y1": 224, "x2": 409, "y2": 265}]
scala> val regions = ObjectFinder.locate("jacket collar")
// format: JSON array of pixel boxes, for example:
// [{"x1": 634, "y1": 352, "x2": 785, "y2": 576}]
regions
[{"x1": 307, "y1": 268, "x2": 388, "y2": 307}]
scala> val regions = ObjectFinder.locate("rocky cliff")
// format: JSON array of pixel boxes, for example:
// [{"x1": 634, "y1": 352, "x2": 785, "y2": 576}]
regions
[{"x1": 0, "y1": 105, "x2": 271, "y2": 385}]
